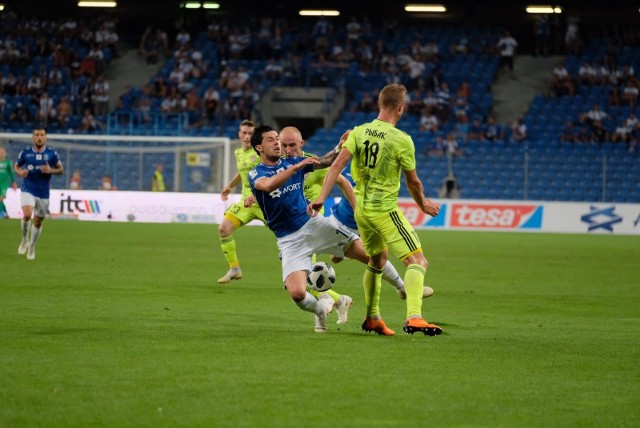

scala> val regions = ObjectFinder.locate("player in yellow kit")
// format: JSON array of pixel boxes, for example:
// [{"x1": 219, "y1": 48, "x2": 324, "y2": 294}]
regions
[
  {"x1": 217, "y1": 120, "x2": 265, "y2": 283},
  {"x1": 309, "y1": 83, "x2": 443, "y2": 336}
]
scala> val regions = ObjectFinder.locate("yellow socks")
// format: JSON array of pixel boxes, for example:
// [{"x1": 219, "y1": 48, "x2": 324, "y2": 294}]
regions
[
  {"x1": 220, "y1": 236, "x2": 239, "y2": 268},
  {"x1": 405, "y1": 264, "x2": 426, "y2": 318},
  {"x1": 363, "y1": 265, "x2": 383, "y2": 318}
]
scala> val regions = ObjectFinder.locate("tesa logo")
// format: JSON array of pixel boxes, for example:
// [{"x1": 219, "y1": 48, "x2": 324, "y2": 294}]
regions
[{"x1": 451, "y1": 204, "x2": 538, "y2": 228}]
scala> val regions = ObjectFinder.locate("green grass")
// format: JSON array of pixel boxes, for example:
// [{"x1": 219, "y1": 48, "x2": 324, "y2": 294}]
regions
[{"x1": 1, "y1": 220, "x2": 639, "y2": 427}]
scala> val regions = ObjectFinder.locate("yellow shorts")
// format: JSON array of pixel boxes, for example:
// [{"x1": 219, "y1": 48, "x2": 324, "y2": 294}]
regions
[
  {"x1": 224, "y1": 201, "x2": 266, "y2": 228},
  {"x1": 355, "y1": 206, "x2": 422, "y2": 261}
]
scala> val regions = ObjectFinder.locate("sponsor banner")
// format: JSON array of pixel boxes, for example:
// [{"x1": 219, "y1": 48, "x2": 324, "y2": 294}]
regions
[
  {"x1": 449, "y1": 203, "x2": 543, "y2": 230},
  {"x1": 396, "y1": 197, "x2": 639, "y2": 235},
  {"x1": 544, "y1": 203, "x2": 640, "y2": 235},
  {"x1": 4, "y1": 189, "x2": 242, "y2": 224},
  {"x1": 5, "y1": 190, "x2": 639, "y2": 234}
]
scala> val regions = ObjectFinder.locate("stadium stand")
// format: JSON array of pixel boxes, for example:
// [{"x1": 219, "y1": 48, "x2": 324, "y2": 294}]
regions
[{"x1": 0, "y1": 12, "x2": 637, "y2": 200}]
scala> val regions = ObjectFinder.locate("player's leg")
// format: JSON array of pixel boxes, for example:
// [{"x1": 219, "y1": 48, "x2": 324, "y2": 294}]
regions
[
  {"x1": 327, "y1": 215, "x2": 422, "y2": 299},
  {"x1": 0, "y1": 188, "x2": 8, "y2": 218},
  {"x1": 345, "y1": 219, "x2": 394, "y2": 336},
  {"x1": 26, "y1": 198, "x2": 48, "y2": 260},
  {"x1": 217, "y1": 202, "x2": 248, "y2": 283},
  {"x1": 18, "y1": 192, "x2": 35, "y2": 255},
  {"x1": 383, "y1": 208, "x2": 442, "y2": 336},
  {"x1": 307, "y1": 216, "x2": 356, "y2": 325},
  {"x1": 280, "y1": 234, "x2": 332, "y2": 333},
  {"x1": 218, "y1": 217, "x2": 242, "y2": 283}
]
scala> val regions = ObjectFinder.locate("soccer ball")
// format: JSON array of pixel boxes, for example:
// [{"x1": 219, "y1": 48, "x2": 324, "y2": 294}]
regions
[{"x1": 306, "y1": 262, "x2": 336, "y2": 292}]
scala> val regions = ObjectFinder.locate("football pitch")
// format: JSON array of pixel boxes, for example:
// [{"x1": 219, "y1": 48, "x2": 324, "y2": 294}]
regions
[{"x1": 1, "y1": 220, "x2": 639, "y2": 427}]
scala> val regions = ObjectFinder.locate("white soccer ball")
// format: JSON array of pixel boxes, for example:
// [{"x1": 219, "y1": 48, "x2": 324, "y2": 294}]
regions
[{"x1": 306, "y1": 262, "x2": 336, "y2": 292}]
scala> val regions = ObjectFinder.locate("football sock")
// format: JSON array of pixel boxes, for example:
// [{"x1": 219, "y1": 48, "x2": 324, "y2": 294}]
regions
[
  {"x1": 29, "y1": 225, "x2": 42, "y2": 245},
  {"x1": 220, "y1": 235, "x2": 239, "y2": 268},
  {"x1": 21, "y1": 219, "x2": 30, "y2": 240},
  {"x1": 363, "y1": 265, "x2": 383, "y2": 318},
  {"x1": 295, "y1": 291, "x2": 323, "y2": 315},
  {"x1": 382, "y1": 260, "x2": 404, "y2": 290},
  {"x1": 325, "y1": 289, "x2": 341, "y2": 303},
  {"x1": 405, "y1": 264, "x2": 426, "y2": 318},
  {"x1": 307, "y1": 287, "x2": 320, "y2": 299}
]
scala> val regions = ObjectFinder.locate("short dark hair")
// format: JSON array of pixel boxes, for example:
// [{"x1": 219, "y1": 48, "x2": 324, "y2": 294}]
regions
[{"x1": 250, "y1": 124, "x2": 276, "y2": 155}]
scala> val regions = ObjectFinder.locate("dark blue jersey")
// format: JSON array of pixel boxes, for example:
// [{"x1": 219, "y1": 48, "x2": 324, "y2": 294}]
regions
[
  {"x1": 330, "y1": 166, "x2": 358, "y2": 229},
  {"x1": 248, "y1": 157, "x2": 315, "y2": 238},
  {"x1": 16, "y1": 146, "x2": 61, "y2": 198}
]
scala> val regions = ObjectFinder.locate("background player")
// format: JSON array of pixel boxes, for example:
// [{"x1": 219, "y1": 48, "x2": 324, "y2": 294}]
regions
[
  {"x1": 0, "y1": 147, "x2": 17, "y2": 219},
  {"x1": 217, "y1": 120, "x2": 264, "y2": 284},
  {"x1": 14, "y1": 128, "x2": 64, "y2": 260},
  {"x1": 309, "y1": 83, "x2": 443, "y2": 336}
]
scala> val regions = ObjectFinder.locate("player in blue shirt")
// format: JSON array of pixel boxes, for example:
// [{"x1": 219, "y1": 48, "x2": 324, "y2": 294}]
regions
[
  {"x1": 248, "y1": 125, "x2": 371, "y2": 334},
  {"x1": 14, "y1": 128, "x2": 64, "y2": 260}
]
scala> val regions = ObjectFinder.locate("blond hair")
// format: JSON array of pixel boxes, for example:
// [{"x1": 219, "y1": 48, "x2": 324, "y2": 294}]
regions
[
  {"x1": 378, "y1": 83, "x2": 407, "y2": 110},
  {"x1": 239, "y1": 119, "x2": 255, "y2": 130}
]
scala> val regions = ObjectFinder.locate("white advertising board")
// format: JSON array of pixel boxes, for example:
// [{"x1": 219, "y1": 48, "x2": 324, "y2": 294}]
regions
[
  {"x1": 3, "y1": 189, "x2": 243, "y2": 224},
  {"x1": 5, "y1": 190, "x2": 640, "y2": 235}
]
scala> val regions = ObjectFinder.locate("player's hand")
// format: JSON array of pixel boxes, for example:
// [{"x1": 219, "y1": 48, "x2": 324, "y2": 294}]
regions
[
  {"x1": 221, "y1": 187, "x2": 231, "y2": 201},
  {"x1": 11, "y1": 182, "x2": 17, "y2": 190},
  {"x1": 423, "y1": 198, "x2": 440, "y2": 217},
  {"x1": 16, "y1": 169, "x2": 28, "y2": 178},
  {"x1": 296, "y1": 157, "x2": 319, "y2": 171},
  {"x1": 40, "y1": 164, "x2": 52, "y2": 174},
  {"x1": 243, "y1": 195, "x2": 256, "y2": 207},
  {"x1": 307, "y1": 198, "x2": 324, "y2": 217}
]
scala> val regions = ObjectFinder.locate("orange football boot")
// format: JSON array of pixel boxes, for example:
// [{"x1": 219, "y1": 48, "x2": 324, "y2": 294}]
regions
[
  {"x1": 362, "y1": 317, "x2": 395, "y2": 336},
  {"x1": 403, "y1": 317, "x2": 443, "y2": 336}
]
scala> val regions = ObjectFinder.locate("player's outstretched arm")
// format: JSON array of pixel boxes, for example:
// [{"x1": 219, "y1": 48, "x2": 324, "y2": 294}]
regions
[
  {"x1": 221, "y1": 172, "x2": 241, "y2": 201},
  {"x1": 335, "y1": 173, "x2": 356, "y2": 210},
  {"x1": 312, "y1": 130, "x2": 351, "y2": 170},
  {"x1": 308, "y1": 149, "x2": 352, "y2": 216},
  {"x1": 254, "y1": 157, "x2": 318, "y2": 193},
  {"x1": 404, "y1": 169, "x2": 440, "y2": 217}
]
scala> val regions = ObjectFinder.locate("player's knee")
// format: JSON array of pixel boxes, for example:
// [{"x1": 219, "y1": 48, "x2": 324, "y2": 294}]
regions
[
  {"x1": 218, "y1": 222, "x2": 233, "y2": 238},
  {"x1": 289, "y1": 288, "x2": 306, "y2": 302},
  {"x1": 405, "y1": 253, "x2": 428, "y2": 269}
]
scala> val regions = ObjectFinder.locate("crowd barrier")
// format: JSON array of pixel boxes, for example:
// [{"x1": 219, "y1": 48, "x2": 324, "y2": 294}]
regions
[{"x1": 4, "y1": 189, "x2": 639, "y2": 235}]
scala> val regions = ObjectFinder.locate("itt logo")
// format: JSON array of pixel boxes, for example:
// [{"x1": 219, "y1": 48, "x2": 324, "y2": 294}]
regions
[
  {"x1": 580, "y1": 206, "x2": 622, "y2": 232},
  {"x1": 59, "y1": 194, "x2": 101, "y2": 214}
]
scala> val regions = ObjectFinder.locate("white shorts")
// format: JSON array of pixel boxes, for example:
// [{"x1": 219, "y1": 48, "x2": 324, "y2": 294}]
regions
[
  {"x1": 20, "y1": 192, "x2": 49, "y2": 218},
  {"x1": 327, "y1": 213, "x2": 359, "y2": 236},
  {"x1": 278, "y1": 214, "x2": 359, "y2": 282}
]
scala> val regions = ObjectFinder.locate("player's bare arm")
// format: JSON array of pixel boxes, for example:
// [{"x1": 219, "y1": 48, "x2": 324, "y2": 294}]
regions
[
  {"x1": 404, "y1": 169, "x2": 440, "y2": 216},
  {"x1": 221, "y1": 172, "x2": 241, "y2": 201},
  {"x1": 335, "y1": 174, "x2": 357, "y2": 210},
  {"x1": 254, "y1": 157, "x2": 318, "y2": 193},
  {"x1": 307, "y1": 148, "x2": 353, "y2": 216},
  {"x1": 312, "y1": 130, "x2": 351, "y2": 170}
]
